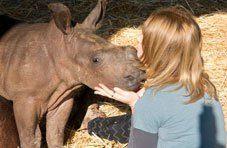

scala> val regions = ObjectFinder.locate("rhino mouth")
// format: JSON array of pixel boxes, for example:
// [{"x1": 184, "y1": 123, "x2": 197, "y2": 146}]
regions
[
  {"x1": 127, "y1": 76, "x2": 146, "y2": 91},
  {"x1": 128, "y1": 82, "x2": 141, "y2": 91}
]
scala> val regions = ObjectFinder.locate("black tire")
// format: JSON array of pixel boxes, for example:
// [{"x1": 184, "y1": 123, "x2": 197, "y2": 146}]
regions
[{"x1": 88, "y1": 114, "x2": 131, "y2": 143}]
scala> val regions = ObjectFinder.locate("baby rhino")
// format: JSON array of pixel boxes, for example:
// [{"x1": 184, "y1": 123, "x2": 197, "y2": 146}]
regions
[{"x1": 0, "y1": 0, "x2": 145, "y2": 148}]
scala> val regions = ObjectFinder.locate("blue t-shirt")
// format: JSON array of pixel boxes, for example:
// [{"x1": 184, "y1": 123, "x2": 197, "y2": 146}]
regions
[{"x1": 132, "y1": 85, "x2": 226, "y2": 148}]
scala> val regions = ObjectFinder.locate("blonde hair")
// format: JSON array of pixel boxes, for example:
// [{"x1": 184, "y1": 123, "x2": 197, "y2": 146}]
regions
[{"x1": 141, "y1": 6, "x2": 217, "y2": 103}]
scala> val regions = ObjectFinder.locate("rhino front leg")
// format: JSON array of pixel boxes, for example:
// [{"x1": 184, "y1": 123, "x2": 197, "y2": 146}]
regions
[
  {"x1": 13, "y1": 99, "x2": 41, "y2": 148},
  {"x1": 46, "y1": 98, "x2": 73, "y2": 148}
]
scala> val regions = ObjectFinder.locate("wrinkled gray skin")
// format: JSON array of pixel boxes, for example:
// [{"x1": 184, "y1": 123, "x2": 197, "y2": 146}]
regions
[{"x1": 0, "y1": 0, "x2": 145, "y2": 147}]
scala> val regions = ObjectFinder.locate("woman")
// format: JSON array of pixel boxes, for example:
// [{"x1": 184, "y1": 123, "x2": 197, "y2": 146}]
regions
[{"x1": 89, "y1": 6, "x2": 226, "y2": 148}]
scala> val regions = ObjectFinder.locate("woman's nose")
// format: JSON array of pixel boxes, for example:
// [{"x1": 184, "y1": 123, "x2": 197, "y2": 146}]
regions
[
  {"x1": 137, "y1": 33, "x2": 143, "y2": 58},
  {"x1": 137, "y1": 43, "x2": 143, "y2": 58}
]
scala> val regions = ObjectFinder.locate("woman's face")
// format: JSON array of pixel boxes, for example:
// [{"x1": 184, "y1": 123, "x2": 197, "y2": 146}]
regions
[{"x1": 137, "y1": 33, "x2": 143, "y2": 58}]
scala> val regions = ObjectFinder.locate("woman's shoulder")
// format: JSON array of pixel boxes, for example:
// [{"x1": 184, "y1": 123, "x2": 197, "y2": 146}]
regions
[
  {"x1": 132, "y1": 85, "x2": 182, "y2": 133},
  {"x1": 135, "y1": 84, "x2": 223, "y2": 115},
  {"x1": 134, "y1": 85, "x2": 180, "y2": 118},
  {"x1": 138, "y1": 84, "x2": 187, "y2": 105}
]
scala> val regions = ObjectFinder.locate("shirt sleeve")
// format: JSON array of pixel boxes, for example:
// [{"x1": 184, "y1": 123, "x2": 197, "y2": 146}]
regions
[
  {"x1": 200, "y1": 98, "x2": 226, "y2": 147},
  {"x1": 211, "y1": 100, "x2": 226, "y2": 146},
  {"x1": 128, "y1": 127, "x2": 158, "y2": 148},
  {"x1": 132, "y1": 88, "x2": 166, "y2": 134}
]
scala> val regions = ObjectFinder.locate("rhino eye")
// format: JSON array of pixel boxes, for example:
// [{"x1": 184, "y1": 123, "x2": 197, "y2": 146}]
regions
[
  {"x1": 91, "y1": 52, "x2": 103, "y2": 65},
  {"x1": 92, "y1": 57, "x2": 101, "y2": 63}
]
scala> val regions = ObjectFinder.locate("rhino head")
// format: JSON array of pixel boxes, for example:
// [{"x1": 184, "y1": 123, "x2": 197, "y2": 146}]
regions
[{"x1": 47, "y1": 0, "x2": 145, "y2": 91}]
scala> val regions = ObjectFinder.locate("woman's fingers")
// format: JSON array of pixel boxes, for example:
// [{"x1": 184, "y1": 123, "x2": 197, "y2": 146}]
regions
[
  {"x1": 94, "y1": 89, "x2": 113, "y2": 98},
  {"x1": 94, "y1": 86, "x2": 113, "y2": 98},
  {"x1": 94, "y1": 84, "x2": 114, "y2": 96},
  {"x1": 94, "y1": 85, "x2": 129, "y2": 103},
  {"x1": 94, "y1": 84, "x2": 140, "y2": 107},
  {"x1": 99, "y1": 84, "x2": 114, "y2": 95},
  {"x1": 94, "y1": 90, "x2": 126, "y2": 103},
  {"x1": 112, "y1": 93, "x2": 128, "y2": 103},
  {"x1": 113, "y1": 87, "x2": 127, "y2": 95}
]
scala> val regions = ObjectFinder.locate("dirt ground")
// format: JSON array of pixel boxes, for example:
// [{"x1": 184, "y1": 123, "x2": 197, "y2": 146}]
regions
[{"x1": 66, "y1": 10, "x2": 227, "y2": 148}]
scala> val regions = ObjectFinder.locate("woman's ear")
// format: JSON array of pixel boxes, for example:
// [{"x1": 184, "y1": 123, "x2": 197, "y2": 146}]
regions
[{"x1": 48, "y1": 3, "x2": 72, "y2": 35}]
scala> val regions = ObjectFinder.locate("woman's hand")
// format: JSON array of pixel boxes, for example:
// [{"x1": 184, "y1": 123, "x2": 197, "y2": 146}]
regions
[{"x1": 94, "y1": 84, "x2": 145, "y2": 110}]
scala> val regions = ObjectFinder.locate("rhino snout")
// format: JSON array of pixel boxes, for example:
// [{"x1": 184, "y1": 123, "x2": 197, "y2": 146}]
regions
[
  {"x1": 124, "y1": 70, "x2": 146, "y2": 91},
  {"x1": 124, "y1": 45, "x2": 138, "y2": 61}
]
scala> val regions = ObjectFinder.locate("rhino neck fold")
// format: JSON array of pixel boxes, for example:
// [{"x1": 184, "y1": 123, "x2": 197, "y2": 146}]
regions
[
  {"x1": 44, "y1": 22, "x2": 80, "y2": 87},
  {"x1": 47, "y1": 82, "x2": 83, "y2": 111}
]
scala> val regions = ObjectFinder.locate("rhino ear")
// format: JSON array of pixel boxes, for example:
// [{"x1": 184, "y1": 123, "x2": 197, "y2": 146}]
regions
[
  {"x1": 81, "y1": 0, "x2": 107, "y2": 31},
  {"x1": 48, "y1": 3, "x2": 72, "y2": 35}
]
